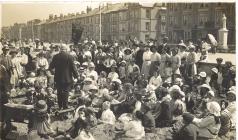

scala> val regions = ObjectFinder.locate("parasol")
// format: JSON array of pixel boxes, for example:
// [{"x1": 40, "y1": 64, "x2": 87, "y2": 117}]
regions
[{"x1": 207, "y1": 34, "x2": 218, "y2": 46}]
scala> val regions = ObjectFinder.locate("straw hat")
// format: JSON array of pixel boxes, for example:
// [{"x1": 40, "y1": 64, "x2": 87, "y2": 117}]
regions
[
  {"x1": 88, "y1": 62, "x2": 95, "y2": 68},
  {"x1": 198, "y1": 71, "x2": 207, "y2": 78},
  {"x1": 35, "y1": 100, "x2": 47, "y2": 113},
  {"x1": 198, "y1": 84, "x2": 211, "y2": 90},
  {"x1": 178, "y1": 40, "x2": 187, "y2": 48},
  {"x1": 207, "y1": 90, "x2": 215, "y2": 97},
  {"x1": 112, "y1": 78, "x2": 121, "y2": 84},
  {"x1": 206, "y1": 101, "x2": 221, "y2": 116},
  {"x1": 169, "y1": 85, "x2": 184, "y2": 97},
  {"x1": 211, "y1": 68, "x2": 218, "y2": 74}
]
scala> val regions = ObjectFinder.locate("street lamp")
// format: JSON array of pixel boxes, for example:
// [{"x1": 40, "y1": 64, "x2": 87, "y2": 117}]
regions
[{"x1": 99, "y1": 3, "x2": 102, "y2": 45}]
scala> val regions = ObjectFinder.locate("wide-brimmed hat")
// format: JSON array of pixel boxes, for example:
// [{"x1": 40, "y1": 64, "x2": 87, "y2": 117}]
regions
[
  {"x1": 198, "y1": 71, "x2": 207, "y2": 78},
  {"x1": 124, "y1": 48, "x2": 132, "y2": 54},
  {"x1": 207, "y1": 101, "x2": 221, "y2": 116},
  {"x1": 84, "y1": 77, "x2": 93, "y2": 83},
  {"x1": 88, "y1": 62, "x2": 95, "y2": 68},
  {"x1": 198, "y1": 84, "x2": 211, "y2": 90},
  {"x1": 211, "y1": 68, "x2": 218, "y2": 74},
  {"x1": 112, "y1": 78, "x2": 121, "y2": 84},
  {"x1": 35, "y1": 100, "x2": 47, "y2": 113},
  {"x1": 2, "y1": 45, "x2": 9, "y2": 51},
  {"x1": 188, "y1": 44, "x2": 195, "y2": 50},
  {"x1": 88, "y1": 85, "x2": 98, "y2": 91},
  {"x1": 111, "y1": 64, "x2": 117, "y2": 68},
  {"x1": 207, "y1": 90, "x2": 215, "y2": 97},
  {"x1": 169, "y1": 85, "x2": 184, "y2": 97},
  {"x1": 120, "y1": 60, "x2": 127, "y2": 65},
  {"x1": 9, "y1": 49, "x2": 18, "y2": 55},
  {"x1": 178, "y1": 40, "x2": 187, "y2": 48},
  {"x1": 82, "y1": 62, "x2": 88, "y2": 67}
]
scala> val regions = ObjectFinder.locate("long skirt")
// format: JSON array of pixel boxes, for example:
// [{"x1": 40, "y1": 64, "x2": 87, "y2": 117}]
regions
[
  {"x1": 141, "y1": 61, "x2": 151, "y2": 79},
  {"x1": 149, "y1": 61, "x2": 159, "y2": 77},
  {"x1": 160, "y1": 62, "x2": 166, "y2": 78},
  {"x1": 186, "y1": 64, "x2": 197, "y2": 77}
]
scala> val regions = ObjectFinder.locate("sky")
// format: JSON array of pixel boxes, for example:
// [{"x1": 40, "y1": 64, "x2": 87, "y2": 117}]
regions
[
  {"x1": 1, "y1": 0, "x2": 157, "y2": 27},
  {"x1": 1, "y1": 0, "x2": 235, "y2": 27},
  {"x1": 1, "y1": 2, "x2": 103, "y2": 26}
]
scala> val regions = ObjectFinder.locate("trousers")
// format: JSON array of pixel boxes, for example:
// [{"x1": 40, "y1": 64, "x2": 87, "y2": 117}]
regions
[{"x1": 56, "y1": 83, "x2": 72, "y2": 109}]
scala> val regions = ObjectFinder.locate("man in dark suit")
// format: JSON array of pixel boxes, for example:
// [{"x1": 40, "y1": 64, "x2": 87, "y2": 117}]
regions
[{"x1": 49, "y1": 44, "x2": 79, "y2": 109}]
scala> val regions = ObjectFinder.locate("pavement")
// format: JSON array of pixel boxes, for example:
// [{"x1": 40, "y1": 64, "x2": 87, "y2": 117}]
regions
[{"x1": 201, "y1": 53, "x2": 236, "y2": 65}]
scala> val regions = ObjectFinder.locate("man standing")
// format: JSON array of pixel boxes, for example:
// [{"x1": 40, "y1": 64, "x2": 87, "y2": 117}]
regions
[{"x1": 49, "y1": 44, "x2": 78, "y2": 109}]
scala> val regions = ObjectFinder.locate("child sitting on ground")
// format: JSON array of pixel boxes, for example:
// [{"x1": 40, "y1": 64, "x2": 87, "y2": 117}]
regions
[{"x1": 99, "y1": 101, "x2": 116, "y2": 125}]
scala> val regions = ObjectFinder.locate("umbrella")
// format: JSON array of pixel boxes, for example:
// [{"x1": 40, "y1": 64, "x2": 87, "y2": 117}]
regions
[{"x1": 207, "y1": 34, "x2": 218, "y2": 46}]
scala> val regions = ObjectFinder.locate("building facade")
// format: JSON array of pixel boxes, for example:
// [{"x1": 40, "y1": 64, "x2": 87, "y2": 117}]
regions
[
  {"x1": 166, "y1": 3, "x2": 235, "y2": 44},
  {"x1": 1, "y1": 3, "x2": 167, "y2": 43}
]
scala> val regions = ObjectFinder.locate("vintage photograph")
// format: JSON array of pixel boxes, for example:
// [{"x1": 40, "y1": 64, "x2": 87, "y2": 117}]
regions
[{"x1": 0, "y1": 1, "x2": 236, "y2": 140}]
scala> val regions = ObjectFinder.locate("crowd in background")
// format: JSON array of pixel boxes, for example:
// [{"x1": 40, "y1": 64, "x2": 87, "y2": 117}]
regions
[{"x1": 0, "y1": 36, "x2": 236, "y2": 140}]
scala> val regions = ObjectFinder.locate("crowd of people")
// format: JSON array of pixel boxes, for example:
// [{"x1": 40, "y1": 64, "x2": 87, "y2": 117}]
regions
[{"x1": 0, "y1": 37, "x2": 236, "y2": 140}]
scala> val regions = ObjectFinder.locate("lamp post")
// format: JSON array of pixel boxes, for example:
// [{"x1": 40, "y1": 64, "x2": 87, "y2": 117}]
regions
[{"x1": 99, "y1": 3, "x2": 102, "y2": 45}]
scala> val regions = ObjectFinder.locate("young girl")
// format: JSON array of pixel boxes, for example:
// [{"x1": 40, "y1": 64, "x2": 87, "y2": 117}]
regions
[
  {"x1": 29, "y1": 100, "x2": 55, "y2": 139},
  {"x1": 100, "y1": 101, "x2": 116, "y2": 125},
  {"x1": 35, "y1": 69, "x2": 48, "y2": 88},
  {"x1": 118, "y1": 60, "x2": 127, "y2": 81}
]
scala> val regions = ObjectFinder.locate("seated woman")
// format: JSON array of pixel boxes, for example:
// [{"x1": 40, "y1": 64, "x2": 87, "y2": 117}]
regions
[
  {"x1": 192, "y1": 101, "x2": 221, "y2": 140},
  {"x1": 169, "y1": 85, "x2": 187, "y2": 116}
]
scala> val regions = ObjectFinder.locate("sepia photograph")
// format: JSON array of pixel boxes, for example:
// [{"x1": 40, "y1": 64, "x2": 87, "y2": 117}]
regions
[{"x1": 0, "y1": 1, "x2": 236, "y2": 140}]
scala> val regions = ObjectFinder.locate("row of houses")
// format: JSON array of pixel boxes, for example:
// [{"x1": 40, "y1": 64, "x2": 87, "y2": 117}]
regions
[{"x1": 1, "y1": 2, "x2": 235, "y2": 44}]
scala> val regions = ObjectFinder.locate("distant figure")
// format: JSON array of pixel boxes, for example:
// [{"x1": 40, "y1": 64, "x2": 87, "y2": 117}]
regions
[{"x1": 49, "y1": 44, "x2": 79, "y2": 109}]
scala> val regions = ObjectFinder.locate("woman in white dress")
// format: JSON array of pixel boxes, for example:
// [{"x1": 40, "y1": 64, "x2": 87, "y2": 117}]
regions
[{"x1": 141, "y1": 46, "x2": 152, "y2": 79}]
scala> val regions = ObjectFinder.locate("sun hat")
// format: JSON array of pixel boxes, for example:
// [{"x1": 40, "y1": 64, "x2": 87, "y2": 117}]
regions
[
  {"x1": 198, "y1": 71, "x2": 207, "y2": 78},
  {"x1": 178, "y1": 40, "x2": 187, "y2": 48},
  {"x1": 88, "y1": 62, "x2": 95, "y2": 68},
  {"x1": 124, "y1": 48, "x2": 132, "y2": 54},
  {"x1": 84, "y1": 77, "x2": 93, "y2": 83},
  {"x1": 206, "y1": 101, "x2": 221, "y2": 116},
  {"x1": 211, "y1": 68, "x2": 218, "y2": 74},
  {"x1": 120, "y1": 60, "x2": 127, "y2": 65},
  {"x1": 207, "y1": 90, "x2": 215, "y2": 97},
  {"x1": 112, "y1": 78, "x2": 121, "y2": 85},
  {"x1": 102, "y1": 101, "x2": 111, "y2": 110},
  {"x1": 169, "y1": 85, "x2": 184, "y2": 97},
  {"x1": 35, "y1": 100, "x2": 47, "y2": 113},
  {"x1": 89, "y1": 85, "x2": 98, "y2": 91},
  {"x1": 198, "y1": 84, "x2": 211, "y2": 90},
  {"x1": 111, "y1": 64, "x2": 117, "y2": 68},
  {"x1": 82, "y1": 62, "x2": 88, "y2": 67}
]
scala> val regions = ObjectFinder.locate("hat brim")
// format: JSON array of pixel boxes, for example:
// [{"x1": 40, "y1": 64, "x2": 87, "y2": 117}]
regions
[{"x1": 35, "y1": 105, "x2": 47, "y2": 113}]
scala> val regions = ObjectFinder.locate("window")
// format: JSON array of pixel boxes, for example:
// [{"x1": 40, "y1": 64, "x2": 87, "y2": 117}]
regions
[
  {"x1": 161, "y1": 25, "x2": 166, "y2": 33},
  {"x1": 189, "y1": 4, "x2": 192, "y2": 9},
  {"x1": 145, "y1": 34, "x2": 150, "y2": 41},
  {"x1": 145, "y1": 22, "x2": 150, "y2": 30},
  {"x1": 161, "y1": 15, "x2": 166, "y2": 22},
  {"x1": 146, "y1": 9, "x2": 151, "y2": 18},
  {"x1": 200, "y1": 4, "x2": 204, "y2": 8}
]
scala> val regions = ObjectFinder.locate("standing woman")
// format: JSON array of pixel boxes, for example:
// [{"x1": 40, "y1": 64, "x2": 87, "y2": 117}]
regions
[
  {"x1": 186, "y1": 44, "x2": 197, "y2": 84},
  {"x1": 149, "y1": 45, "x2": 161, "y2": 78},
  {"x1": 9, "y1": 49, "x2": 21, "y2": 88},
  {"x1": 171, "y1": 48, "x2": 181, "y2": 82},
  {"x1": 160, "y1": 48, "x2": 171, "y2": 80},
  {"x1": 141, "y1": 45, "x2": 152, "y2": 79}
]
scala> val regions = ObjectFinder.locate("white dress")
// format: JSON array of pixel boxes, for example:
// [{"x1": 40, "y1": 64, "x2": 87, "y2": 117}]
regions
[{"x1": 141, "y1": 51, "x2": 152, "y2": 78}]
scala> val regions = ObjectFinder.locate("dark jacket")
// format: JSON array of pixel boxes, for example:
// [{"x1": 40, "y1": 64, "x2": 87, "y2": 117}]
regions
[
  {"x1": 174, "y1": 123, "x2": 197, "y2": 140},
  {"x1": 49, "y1": 51, "x2": 78, "y2": 86}
]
